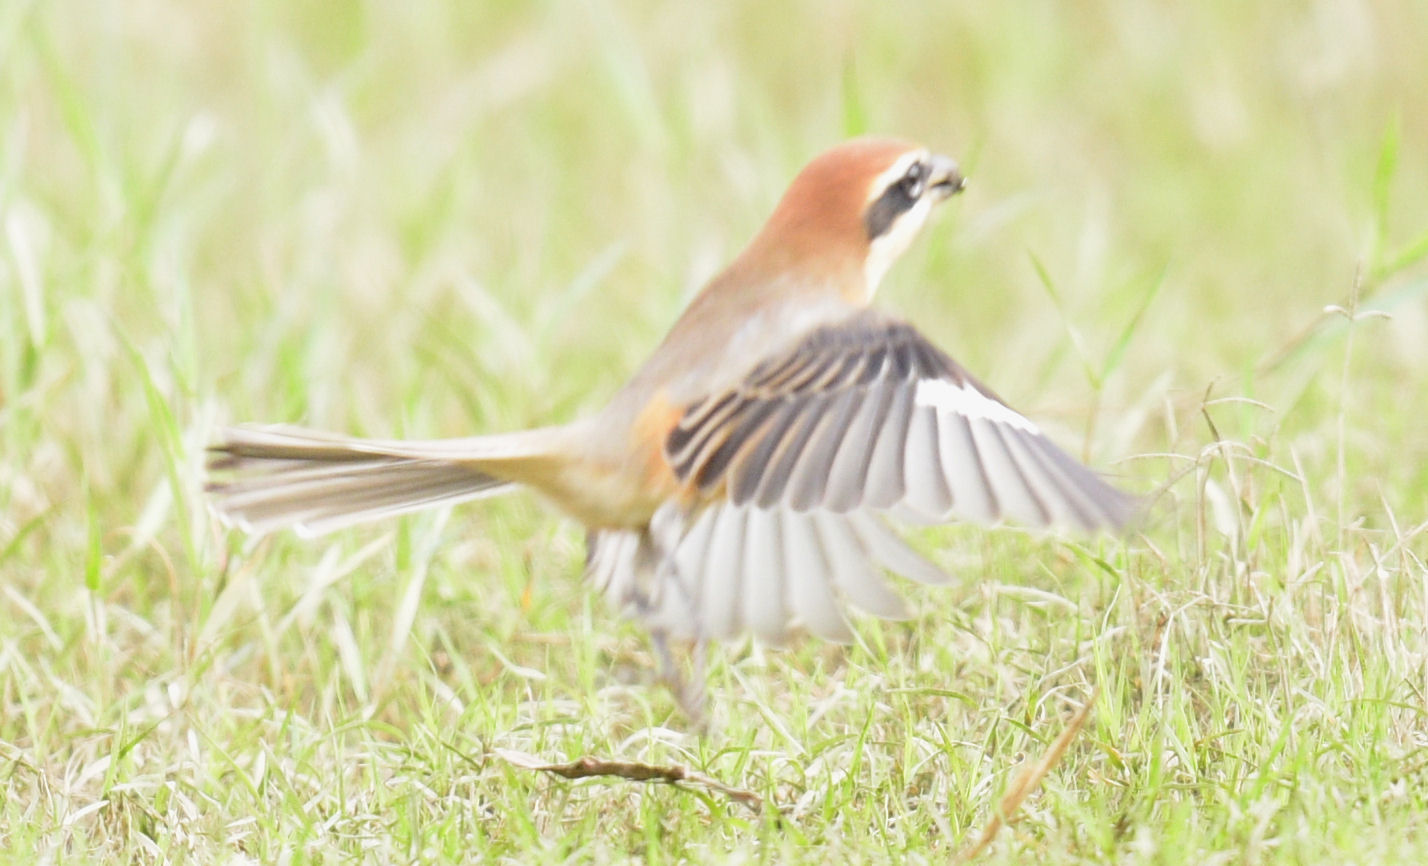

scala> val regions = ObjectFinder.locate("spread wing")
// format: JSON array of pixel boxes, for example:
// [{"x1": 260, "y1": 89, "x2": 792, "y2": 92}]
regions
[
  {"x1": 590, "y1": 312, "x2": 1135, "y2": 645},
  {"x1": 666, "y1": 311, "x2": 1134, "y2": 530}
]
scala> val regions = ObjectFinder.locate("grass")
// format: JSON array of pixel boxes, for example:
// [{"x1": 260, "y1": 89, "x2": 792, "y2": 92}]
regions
[{"x1": 3, "y1": 0, "x2": 1428, "y2": 861}]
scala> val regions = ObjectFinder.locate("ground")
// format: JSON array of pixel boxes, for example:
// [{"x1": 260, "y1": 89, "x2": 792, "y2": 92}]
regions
[{"x1": 2, "y1": 1, "x2": 1427, "y2": 862}]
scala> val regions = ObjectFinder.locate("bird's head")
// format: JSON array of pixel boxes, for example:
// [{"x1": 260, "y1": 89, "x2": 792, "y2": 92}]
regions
[{"x1": 736, "y1": 137, "x2": 965, "y2": 304}]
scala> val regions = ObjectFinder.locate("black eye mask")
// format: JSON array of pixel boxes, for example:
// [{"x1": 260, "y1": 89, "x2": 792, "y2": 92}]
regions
[{"x1": 863, "y1": 162, "x2": 925, "y2": 241}]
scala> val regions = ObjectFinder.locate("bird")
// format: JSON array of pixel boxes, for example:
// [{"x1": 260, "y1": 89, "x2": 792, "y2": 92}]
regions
[{"x1": 208, "y1": 137, "x2": 1134, "y2": 706}]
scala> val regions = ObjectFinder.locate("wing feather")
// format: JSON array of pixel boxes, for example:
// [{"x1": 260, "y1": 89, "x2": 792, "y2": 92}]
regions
[
  {"x1": 746, "y1": 394, "x2": 824, "y2": 507},
  {"x1": 847, "y1": 512, "x2": 950, "y2": 587},
  {"x1": 781, "y1": 512, "x2": 852, "y2": 641},
  {"x1": 1020, "y1": 432, "x2": 1135, "y2": 528},
  {"x1": 743, "y1": 507, "x2": 787, "y2": 641},
  {"x1": 699, "y1": 506, "x2": 744, "y2": 639},
  {"x1": 671, "y1": 506, "x2": 718, "y2": 605},
  {"x1": 863, "y1": 382, "x2": 914, "y2": 508},
  {"x1": 812, "y1": 511, "x2": 908, "y2": 619},
  {"x1": 784, "y1": 390, "x2": 862, "y2": 511},
  {"x1": 822, "y1": 378, "x2": 896, "y2": 511},
  {"x1": 937, "y1": 410, "x2": 999, "y2": 522},
  {"x1": 901, "y1": 405, "x2": 952, "y2": 518},
  {"x1": 968, "y1": 417, "x2": 1050, "y2": 526},
  {"x1": 729, "y1": 398, "x2": 802, "y2": 505},
  {"x1": 998, "y1": 426, "x2": 1098, "y2": 530}
]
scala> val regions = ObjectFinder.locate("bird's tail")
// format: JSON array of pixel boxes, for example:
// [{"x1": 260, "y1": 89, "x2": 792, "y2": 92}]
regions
[{"x1": 206, "y1": 424, "x2": 573, "y2": 536}]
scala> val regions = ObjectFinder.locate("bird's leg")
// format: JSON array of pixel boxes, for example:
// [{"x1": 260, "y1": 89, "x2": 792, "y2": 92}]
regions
[
  {"x1": 687, "y1": 638, "x2": 708, "y2": 726},
  {"x1": 638, "y1": 507, "x2": 711, "y2": 726},
  {"x1": 651, "y1": 629, "x2": 708, "y2": 728}
]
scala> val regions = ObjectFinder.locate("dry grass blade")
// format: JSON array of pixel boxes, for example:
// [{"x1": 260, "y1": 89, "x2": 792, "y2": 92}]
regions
[
  {"x1": 495, "y1": 748, "x2": 765, "y2": 812},
  {"x1": 957, "y1": 690, "x2": 1097, "y2": 862}
]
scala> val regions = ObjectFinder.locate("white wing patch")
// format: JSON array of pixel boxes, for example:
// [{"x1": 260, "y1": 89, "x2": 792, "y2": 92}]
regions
[{"x1": 913, "y1": 378, "x2": 1041, "y2": 434}]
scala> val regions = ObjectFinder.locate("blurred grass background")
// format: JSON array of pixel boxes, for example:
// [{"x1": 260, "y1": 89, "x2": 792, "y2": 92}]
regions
[{"x1": 3, "y1": 0, "x2": 1427, "y2": 861}]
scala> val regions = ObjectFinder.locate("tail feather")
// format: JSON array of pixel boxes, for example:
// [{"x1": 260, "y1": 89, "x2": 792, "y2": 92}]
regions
[{"x1": 206, "y1": 424, "x2": 567, "y2": 536}]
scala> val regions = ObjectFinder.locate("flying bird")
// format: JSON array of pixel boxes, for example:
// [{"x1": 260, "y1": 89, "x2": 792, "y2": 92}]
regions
[{"x1": 208, "y1": 137, "x2": 1133, "y2": 703}]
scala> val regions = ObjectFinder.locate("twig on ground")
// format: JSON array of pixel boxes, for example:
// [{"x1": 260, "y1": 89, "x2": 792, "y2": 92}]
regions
[{"x1": 495, "y1": 748, "x2": 765, "y2": 812}]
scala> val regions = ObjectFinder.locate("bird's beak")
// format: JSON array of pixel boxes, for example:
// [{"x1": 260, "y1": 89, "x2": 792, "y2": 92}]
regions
[{"x1": 927, "y1": 154, "x2": 966, "y2": 200}]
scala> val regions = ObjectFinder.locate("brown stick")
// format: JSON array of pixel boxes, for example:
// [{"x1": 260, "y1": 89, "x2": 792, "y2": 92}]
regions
[{"x1": 495, "y1": 748, "x2": 764, "y2": 812}]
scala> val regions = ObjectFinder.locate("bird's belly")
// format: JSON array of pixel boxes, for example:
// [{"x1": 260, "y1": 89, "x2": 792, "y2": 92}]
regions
[{"x1": 532, "y1": 456, "x2": 674, "y2": 530}]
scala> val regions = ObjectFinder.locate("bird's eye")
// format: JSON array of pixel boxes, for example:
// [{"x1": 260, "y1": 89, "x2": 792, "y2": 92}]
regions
[
  {"x1": 898, "y1": 162, "x2": 927, "y2": 199},
  {"x1": 864, "y1": 158, "x2": 931, "y2": 240}
]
